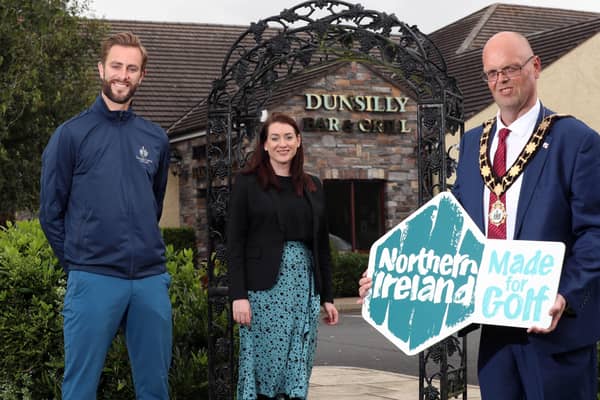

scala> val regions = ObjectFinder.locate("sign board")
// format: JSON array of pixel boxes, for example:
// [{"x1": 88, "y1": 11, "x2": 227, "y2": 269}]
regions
[{"x1": 361, "y1": 192, "x2": 564, "y2": 356}]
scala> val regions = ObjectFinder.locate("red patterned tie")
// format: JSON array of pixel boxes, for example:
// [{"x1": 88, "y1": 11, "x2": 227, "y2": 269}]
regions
[{"x1": 487, "y1": 128, "x2": 511, "y2": 239}]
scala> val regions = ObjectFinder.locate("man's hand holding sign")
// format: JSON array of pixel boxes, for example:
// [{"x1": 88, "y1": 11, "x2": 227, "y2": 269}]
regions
[
  {"x1": 359, "y1": 192, "x2": 564, "y2": 356},
  {"x1": 476, "y1": 239, "x2": 564, "y2": 332}
]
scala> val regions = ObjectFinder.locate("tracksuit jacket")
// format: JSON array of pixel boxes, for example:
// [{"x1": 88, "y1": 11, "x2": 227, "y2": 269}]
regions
[{"x1": 39, "y1": 94, "x2": 170, "y2": 279}]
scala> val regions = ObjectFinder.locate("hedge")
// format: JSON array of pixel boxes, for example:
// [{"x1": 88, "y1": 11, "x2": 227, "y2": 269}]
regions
[
  {"x1": 161, "y1": 227, "x2": 196, "y2": 254},
  {"x1": 0, "y1": 220, "x2": 209, "y2": 399},
  {"x1": 330, "y1": 248, "x2": 369, "y2": 298}
]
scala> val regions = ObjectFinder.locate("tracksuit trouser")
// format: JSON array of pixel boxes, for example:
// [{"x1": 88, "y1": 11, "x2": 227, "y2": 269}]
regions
[{"x1": 62, "y1": 270, "x2": 172, "y2": 400}]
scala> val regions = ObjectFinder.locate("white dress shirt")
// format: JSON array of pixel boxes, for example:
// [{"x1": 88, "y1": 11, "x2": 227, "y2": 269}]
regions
[{"x1": 483, "y1": 99, "x2": 542, "y2": 239}]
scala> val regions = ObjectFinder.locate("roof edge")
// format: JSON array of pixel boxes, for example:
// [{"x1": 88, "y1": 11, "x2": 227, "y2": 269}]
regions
[
  {"x1": 456, "y1": 3, "x2": 498, "y2": 54},
  {"x1": 167, "y1": 97, "x2": 209, "y2": 135}
]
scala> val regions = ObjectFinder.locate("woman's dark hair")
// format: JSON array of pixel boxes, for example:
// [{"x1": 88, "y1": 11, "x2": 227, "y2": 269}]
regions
[{"x1": 243, "y1": 112, "x2": 316, "y2": 196}]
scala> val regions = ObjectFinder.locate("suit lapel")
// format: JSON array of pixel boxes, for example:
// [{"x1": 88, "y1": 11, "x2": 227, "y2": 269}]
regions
[
  {"x1": 475, "y1": 124, "x2": 497, "y2": 232},
  {"x1": 473, "y1": 183, "x2": 486, "y2": 233},
  {"x1": 514, "y1": 107, "x2": 552, "y2": 238}
]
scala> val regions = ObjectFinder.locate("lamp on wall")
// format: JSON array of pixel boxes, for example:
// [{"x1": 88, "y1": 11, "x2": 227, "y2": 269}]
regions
[{"x1": 169, "y1": 148, "x2": 183, "y2": 177}]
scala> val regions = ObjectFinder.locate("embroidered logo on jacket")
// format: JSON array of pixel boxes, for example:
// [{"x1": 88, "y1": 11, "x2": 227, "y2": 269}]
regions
[{"x1": 136, "y1": 146, "x2": 153, "y2": 164}]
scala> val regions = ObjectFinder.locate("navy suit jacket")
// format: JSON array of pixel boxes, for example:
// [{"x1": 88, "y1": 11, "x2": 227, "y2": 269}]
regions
[
  {"x1": 227, "y1": 172, "x2": 333, "y2": 304},
  {"x1": 454, "y1": 107, "x2": 600, "y2": 354}
]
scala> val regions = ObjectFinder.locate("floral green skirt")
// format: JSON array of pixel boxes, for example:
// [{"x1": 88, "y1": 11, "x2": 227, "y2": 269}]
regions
[{"x1": 237, "y1": 241, "x2": 321, "y2": 400}]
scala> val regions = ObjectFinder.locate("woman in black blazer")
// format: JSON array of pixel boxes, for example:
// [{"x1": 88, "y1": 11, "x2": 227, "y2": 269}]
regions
[{"x1": 227, "y1": 112, "x2": 338, "y2": 400}]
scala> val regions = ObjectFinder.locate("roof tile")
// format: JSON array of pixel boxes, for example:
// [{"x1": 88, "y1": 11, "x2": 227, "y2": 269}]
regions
[{"x1": 104, "y1": 4, "x2": 600, "y2": 134}]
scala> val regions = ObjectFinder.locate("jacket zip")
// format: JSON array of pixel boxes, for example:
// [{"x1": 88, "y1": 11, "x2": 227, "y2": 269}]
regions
[{"x1": 118, "y1": 112, "x2": 135, "y2": 279}]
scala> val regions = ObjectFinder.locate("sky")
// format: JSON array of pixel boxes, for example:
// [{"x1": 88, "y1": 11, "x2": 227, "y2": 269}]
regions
[{"x1": 86, "y1": 0, "x2": 600, "y2": 34}]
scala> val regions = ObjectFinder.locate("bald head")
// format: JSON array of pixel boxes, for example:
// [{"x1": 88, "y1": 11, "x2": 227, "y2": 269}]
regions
[
  {"x1": 483, "y1": 32, "x2": 533, "y2": 62},
  {"x1": 481, "y1": 31, "x2": 540, "y2": 125}
]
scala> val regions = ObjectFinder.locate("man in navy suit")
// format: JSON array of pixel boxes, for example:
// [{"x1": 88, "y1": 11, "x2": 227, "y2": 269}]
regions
[
  {"x1": 453, "y1": 31, "x2": 600, "y2": 400},
  {"x1": 360, "y1": 31, "x2": 600, "y2": 399}
]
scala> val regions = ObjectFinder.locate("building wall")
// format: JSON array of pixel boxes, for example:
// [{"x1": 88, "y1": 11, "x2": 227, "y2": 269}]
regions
[
  {"x1": 159, "y1": 168, "x2": 181, "y2": 228},
  {"x1": 169, "y1": 136, "x2": 207, "y2": 253},
  {"x1": 270, "y1": 61, "x2": 419, "y2": 230},
  {"x1": 465, "y1": 33, "x2": 600, "y2": 131}
]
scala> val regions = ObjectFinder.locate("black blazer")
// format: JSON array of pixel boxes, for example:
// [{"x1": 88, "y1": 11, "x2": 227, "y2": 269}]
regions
[{"x1": 227, "y1": 172, "x2": 333, "y2": 304}]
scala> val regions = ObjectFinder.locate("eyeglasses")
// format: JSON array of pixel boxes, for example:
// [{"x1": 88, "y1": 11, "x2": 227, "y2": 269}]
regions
[{"x1": 480, "y1": 55, "x2": 536, "y2": 83}]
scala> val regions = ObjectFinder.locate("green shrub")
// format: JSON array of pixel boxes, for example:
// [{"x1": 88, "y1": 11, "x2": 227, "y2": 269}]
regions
[
  {"x1": 0, "y1": 220, "x2": 208, "y2": 399},
  {"x1": 162, "y1": 227, "x2": 196, "y2": 254},
  {"x1": 166, "y1": 246, "x2": 209, "y2": 399},
  {"x1": 0, "y1": 220, "x2": 64, "y2": 399},
  {"x1": 330, "y1": 247, "x2": 369, "y2": 298}
]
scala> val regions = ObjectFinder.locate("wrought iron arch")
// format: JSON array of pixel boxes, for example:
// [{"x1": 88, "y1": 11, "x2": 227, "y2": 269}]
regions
[{"x1": 206, "y1": 2, "x2": 465, "y2": 399}]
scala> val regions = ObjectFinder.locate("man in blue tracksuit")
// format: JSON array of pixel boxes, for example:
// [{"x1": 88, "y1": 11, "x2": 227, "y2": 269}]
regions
[{"x1": 40, "y1": 32, "x2": 172, "y2": 399}]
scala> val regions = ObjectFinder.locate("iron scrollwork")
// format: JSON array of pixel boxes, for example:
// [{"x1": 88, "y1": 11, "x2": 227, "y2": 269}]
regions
[
  {"x1": 206, "y1": 107, "x2": 235, "y2": 400},
  {"x1": 420, "y1": 336, "x2": 468, "y2": 400},
  {"x1": 206, "y1": 2, "x2": 464, "y2": 399}
]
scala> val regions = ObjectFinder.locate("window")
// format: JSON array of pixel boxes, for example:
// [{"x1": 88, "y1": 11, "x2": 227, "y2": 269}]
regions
[{"x1": 324, "y1": 180, "x2": 385, "y2": 251}]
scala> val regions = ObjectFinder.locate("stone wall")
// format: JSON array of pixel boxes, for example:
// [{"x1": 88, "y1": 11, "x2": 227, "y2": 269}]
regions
[
  {"x1": 271, "y1": 61, "x2": 419, "y2": 230},
  {"x1": 170, "y1": 137, "x2": 208, "y2": 255}
]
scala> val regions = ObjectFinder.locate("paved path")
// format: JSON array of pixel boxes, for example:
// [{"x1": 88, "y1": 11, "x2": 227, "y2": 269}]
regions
[{"x1": 310, "y1": 366, "x2": 482, "y2": 400}]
